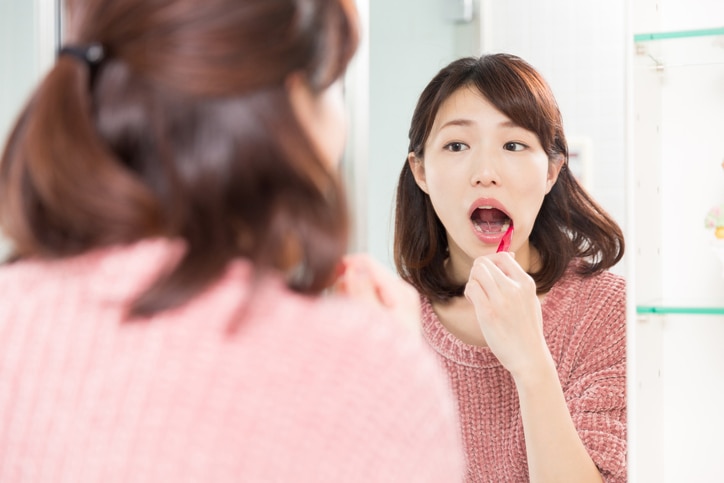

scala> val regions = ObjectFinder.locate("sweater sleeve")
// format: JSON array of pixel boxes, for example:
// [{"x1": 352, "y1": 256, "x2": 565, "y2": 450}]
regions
[{"x1": 562, "y1": 273, "x2": 627, "y2": 483}]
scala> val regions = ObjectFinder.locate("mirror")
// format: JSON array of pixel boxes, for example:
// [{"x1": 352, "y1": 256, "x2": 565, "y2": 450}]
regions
[
  {"x1": 354, "y1": 0, "x2": 637, "y2": 479},
  {"x1": 355, "y1": 1, "x2": 723, "y2": 482}
]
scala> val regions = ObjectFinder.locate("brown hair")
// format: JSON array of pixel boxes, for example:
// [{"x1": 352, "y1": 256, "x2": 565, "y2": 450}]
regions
[
  {"x1": 394, "y1": 54, "x2": 624, "y2": 300},
  {"x1": 0, "y1": 0, "x2": 359, "y2": 317}
]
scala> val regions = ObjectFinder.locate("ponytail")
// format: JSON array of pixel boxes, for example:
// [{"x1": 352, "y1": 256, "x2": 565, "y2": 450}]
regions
[{"x1": 0, "y1": 54, "x2": 161, "y2": 258}]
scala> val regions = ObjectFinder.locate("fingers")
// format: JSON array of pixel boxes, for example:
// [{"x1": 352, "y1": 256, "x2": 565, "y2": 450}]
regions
[
  {"x1": 467, "y1": 253, "x2": 515, "y2": 298},
  {"x1": 338, "y1": 254, "x2": 418, "y2": 308},
  {"x1": 334, "y1": 256, "x2": 380, "y2": 304},
  {"x1": 465, "y1": 253, "x2": 546, "y2": 376},
  {"x1": 465, "y1": 252, "x2": 536, "y2": 305}
]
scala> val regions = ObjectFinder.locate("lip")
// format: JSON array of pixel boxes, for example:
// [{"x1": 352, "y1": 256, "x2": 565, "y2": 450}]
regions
[
  {"x1": 467, "y1": 197, "x2": 510, "y2": 218},
  {"x1": 468, "y1": 197, "x2": 513, "y2": 245}
]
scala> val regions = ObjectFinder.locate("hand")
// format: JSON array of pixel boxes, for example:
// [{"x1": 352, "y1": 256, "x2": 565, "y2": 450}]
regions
[
  {"x1": 333, "y1": 254, "x2": 422, "y2": 334},
  {"x1": 464, "y1": 252, "x2": 551, "y2": 379}
]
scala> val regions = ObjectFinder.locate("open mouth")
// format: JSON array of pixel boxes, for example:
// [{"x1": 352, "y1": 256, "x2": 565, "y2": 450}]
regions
[{"x1": 471, "y1": 206, "x2": 511, "y2": 235}]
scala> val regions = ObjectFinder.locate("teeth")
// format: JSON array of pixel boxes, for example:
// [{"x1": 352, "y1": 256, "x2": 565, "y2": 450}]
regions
[
  {"x1": 471, "y1": 205, "x2": 511, "y2": 234},
  {"x1": 472, "y1": 220, "x2": 510, "y2": 234}
]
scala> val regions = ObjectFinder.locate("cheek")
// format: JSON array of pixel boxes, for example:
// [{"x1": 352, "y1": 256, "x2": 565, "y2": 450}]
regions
[
  {"x1": 508, "y1": 157, "x2": 550, "y2": 191},
  {"x1": 308, "y1": 82, "x2": 346, "y2": 169},
  {"x1": 423, "y1": 166, "x2": 463, "y2": 220},
  {"x1": 422, "y1": 164, "x2": 452, "y2": 198},
  {"x1": 322, "y1": 83, "x2": 347, "y2": 167},
  {"x1": 504, "y1": 159, "x2": 551, "y2": 217}
]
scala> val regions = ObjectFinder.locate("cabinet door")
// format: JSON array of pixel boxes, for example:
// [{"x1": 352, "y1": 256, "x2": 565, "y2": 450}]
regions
[{"x1": 632, "y1": 1, "x2": 724, "y2": 481}]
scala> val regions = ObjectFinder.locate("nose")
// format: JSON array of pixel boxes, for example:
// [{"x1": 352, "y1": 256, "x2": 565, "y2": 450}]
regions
[{"x1": 470, "y1": 149, "x2": 500, "y2": 187}]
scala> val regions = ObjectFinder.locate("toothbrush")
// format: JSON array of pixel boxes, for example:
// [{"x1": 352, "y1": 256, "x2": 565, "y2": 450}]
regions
[{"x1": 496, "y1": 225, "x2": 514, "y2": 253}]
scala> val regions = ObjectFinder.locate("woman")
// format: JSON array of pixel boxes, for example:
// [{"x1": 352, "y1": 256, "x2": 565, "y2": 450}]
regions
[
  {"x1": 0, "y1": 0, "x2": 465, "y2": 481},
  {"x1": 395, "y1": 54, "x2": 626, "y2": 482}
]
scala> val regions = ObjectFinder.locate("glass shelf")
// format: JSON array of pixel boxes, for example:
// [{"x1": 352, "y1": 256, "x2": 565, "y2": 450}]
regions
[
  {"x1": 633, "y1": 26, "x2": 724, "y2": 69},
  {"x1": 636, "y1": 305, "x2": 724, "y2": 316},
  {"x1": 634, "y1": 26, "x2": 724, "y2": 43}
]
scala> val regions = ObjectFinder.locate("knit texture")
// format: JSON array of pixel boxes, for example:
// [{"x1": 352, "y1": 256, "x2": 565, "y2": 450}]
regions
[
  {"x1": 422, "y1": 261, "x2": 627, "y2": 483},
  {"x1": 0, "y1": 239, "x2": 465, "y2": 482}
]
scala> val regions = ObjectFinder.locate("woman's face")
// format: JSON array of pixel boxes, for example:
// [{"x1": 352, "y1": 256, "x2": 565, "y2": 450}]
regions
[{"x1": 409, "y1": 85, "x2": 562, "y2": 282}]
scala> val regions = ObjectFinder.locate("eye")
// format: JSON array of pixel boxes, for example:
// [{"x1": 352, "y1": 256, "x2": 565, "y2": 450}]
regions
[
  {"x1": 444, "y1": 142, "x2": 469, "y2": 152},
  {"x1": 503, "y1": 141, "x2": 527, "y2": 152}
]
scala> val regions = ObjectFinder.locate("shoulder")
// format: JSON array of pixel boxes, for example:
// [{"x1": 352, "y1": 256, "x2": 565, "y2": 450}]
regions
[
  {"x1": 543, "y1": 262, "x2": 626, "y2": 358},
  {"x1": 225, "y1": 282, "x2": 466, "y2": 480},
  {"x1": 275, "y1": 288, "x2": 441, "y2": 367},
  {"x1": 214, "y1": 268, "x2": 449, "y2": 383},
  {"x1": 545, "y1": 264, "x2": 626, "y2": 396},
  {"x1": 551, "y1": 261, "x2": 626, "y2": 312}
]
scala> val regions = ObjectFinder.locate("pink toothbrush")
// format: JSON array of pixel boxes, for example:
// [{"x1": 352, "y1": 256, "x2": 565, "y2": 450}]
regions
[{"x1": 496, "y1": 225, "x2": 514, "y2": 253}]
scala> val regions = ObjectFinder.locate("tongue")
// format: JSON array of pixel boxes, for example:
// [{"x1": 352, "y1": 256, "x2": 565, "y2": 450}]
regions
[{"x1": 472, "y1": 208, "x2": 509, "y2": 233}]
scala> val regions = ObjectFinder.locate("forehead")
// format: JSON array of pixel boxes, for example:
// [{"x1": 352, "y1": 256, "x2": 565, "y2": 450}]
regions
[{"x1": 431, "y1": 86, "x2": 514, "y2": 131}]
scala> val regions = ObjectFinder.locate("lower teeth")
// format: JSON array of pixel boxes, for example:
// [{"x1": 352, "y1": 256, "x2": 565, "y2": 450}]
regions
[{"x1": 474, "y1": 221, "x2": 510, "y2": 233}]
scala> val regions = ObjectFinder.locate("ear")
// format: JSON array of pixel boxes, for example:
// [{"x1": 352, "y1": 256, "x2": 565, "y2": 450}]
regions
[
  {"x1": 408, "y1": 152, "x2": 429, "y2": 194},
  {"x1": 544, "y1": 155, "x2": 565, "y2": 194}
]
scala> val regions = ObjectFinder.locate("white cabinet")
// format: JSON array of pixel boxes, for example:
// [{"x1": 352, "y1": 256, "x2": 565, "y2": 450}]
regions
[{"x1": 632, "y1": 3, "x2": 724, "y2": 479}]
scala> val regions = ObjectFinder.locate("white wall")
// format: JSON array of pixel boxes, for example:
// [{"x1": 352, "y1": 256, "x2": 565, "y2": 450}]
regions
[
  {"x1": 0, "y1": 2, "x2": 36, "y2": 142},
  {"x1": 0, "y1": 0, "x2": 57, "y2": 144}
]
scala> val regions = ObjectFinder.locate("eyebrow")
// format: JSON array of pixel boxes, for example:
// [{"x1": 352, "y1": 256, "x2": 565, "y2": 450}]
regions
[
  {"x1": 438, "y1": 119, "x2": 474, "y2": 130},
  {"x1": 499, "y1": 120, "x2": 520, "y2": 128},
  {"x1": 437, "y1": 118, "x2": 522, "y2": 130}
]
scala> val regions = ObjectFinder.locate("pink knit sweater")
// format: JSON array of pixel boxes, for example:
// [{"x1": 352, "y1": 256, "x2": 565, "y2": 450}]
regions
[
  {"x1": 0, "y1": 240, "x2": 465, "y2": 482},
  {"x1": 421, "y1": 262, "x2": 626, "y2": 483}
]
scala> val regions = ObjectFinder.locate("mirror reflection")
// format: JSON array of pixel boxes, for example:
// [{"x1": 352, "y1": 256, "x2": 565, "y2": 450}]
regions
[{"x1": 361, "y1": 1, "x2": 629, "y2": 481}]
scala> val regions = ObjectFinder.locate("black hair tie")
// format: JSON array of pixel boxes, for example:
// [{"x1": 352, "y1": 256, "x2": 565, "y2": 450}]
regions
[
  {"x1": 58, "y1": 43, "x2": 105, "y2": 66},
  {"x1": 58, "y1": 43, "x2": 106, "y2": 86}
]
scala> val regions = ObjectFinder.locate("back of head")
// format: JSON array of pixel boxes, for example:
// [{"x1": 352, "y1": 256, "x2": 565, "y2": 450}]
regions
[{"x1": 0, "y1": 0, "x2": 359, "y2": 316}]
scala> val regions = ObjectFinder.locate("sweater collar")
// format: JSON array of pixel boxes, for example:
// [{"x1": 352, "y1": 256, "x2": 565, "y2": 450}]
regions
[{"x1": 420, "y1": 264, "x2": 573, "y2": 369}]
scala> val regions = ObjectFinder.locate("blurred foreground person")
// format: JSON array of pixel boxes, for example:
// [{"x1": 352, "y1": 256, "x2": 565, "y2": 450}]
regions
[{"x1": 0, "y1": 0, "x2": 465, "y2": 481}]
